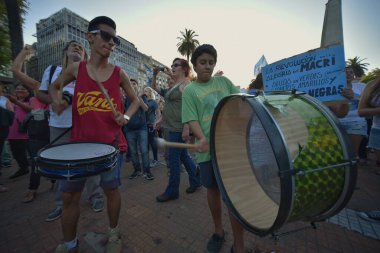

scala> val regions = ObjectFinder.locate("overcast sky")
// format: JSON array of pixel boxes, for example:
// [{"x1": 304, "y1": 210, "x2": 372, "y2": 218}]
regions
[{"x1": 22, "y1": 0, "x2": 380, "y2": 87}]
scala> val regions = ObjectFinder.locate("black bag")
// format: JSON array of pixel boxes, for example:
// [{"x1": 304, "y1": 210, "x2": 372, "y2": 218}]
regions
[
  {"x1": 21, "y1": 109, "x2": 50, "y2": 139},
  {"x1": 0, "y1": 107, "x2": 15, "y2": 127}
]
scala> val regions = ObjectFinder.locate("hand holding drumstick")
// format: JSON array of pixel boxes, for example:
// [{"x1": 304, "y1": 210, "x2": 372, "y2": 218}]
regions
[{"x1": 88, "y1": 66, "x2": 126, "y2": 126}]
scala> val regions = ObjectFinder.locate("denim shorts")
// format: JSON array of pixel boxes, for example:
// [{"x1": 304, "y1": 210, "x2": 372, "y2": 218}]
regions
[
  {"x1": 340, "y1": 121, "x2": 367, "y2": 136},
  {"x1": 368, "y1": 128, "x2": 380, "y2": 150},
  {"x1": 199, "y1": 161, "x2": 218, "y2": 189},
  {"x1": 60, "y1": 153, "x2": 123, "y2": 192}
]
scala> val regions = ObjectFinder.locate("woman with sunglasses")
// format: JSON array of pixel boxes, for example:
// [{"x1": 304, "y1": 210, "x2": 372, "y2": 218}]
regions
[{"x1": 152, "y1": 58, "x2": 201, "y2": 202}]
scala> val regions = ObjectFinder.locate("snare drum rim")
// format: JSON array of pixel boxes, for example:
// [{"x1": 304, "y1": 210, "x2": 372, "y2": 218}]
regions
[
  {"x1": 36, "y1": 141, "x2": 118, "y2": 165},
  {"x1": 210, "y1": 94, "x2": 293, "y2": 237},
  {"x1": 300, "y1": 95, "x2": 357, "y2": 221}
]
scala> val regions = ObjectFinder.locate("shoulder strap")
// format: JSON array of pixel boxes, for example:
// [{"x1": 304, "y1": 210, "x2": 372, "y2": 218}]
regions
[{"x1": 48, "y1": 65, "x2": 57, "y2": 85}]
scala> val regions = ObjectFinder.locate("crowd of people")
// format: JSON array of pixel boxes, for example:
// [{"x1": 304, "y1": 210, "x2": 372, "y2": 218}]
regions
[{"x1": 0, "y1": 14, "x2": 379, "y2": 253}]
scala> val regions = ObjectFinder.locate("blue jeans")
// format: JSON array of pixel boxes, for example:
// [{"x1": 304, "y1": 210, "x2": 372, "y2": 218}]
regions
[
  {"x1": 125, "y1": 128, "x2": 150, "y2": 173},
  {"x1": 164, "y1": 131, "x2": 200, "y2": 197}
]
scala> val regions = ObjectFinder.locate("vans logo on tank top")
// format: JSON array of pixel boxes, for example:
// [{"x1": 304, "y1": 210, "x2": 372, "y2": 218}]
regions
[{"x1": 77, "y1": 91, "x2": 117, "y2": 115}]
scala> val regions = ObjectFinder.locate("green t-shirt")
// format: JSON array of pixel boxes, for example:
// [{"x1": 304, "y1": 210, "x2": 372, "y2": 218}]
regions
[
  {"x1": 182, "y1": 76, "x2": 240, "y2": 163},
  {"x1": 161, "y1": 85, "x2": 184, "y2": 132}
]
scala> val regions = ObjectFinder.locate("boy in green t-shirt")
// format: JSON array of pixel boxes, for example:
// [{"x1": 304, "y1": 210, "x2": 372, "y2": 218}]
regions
[{"x1": 182, "y1": 44, "x2": 244, "y2": 253}]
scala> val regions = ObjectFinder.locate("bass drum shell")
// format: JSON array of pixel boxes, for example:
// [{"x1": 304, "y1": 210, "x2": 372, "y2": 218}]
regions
[{"x1": 210, "y1": 93, "x2": 357, "y2": 236}]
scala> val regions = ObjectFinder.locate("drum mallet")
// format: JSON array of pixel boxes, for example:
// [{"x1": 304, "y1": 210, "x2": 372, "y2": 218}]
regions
[{"x1": 155, "y1": 137, "x2": 197, "y2": 149}]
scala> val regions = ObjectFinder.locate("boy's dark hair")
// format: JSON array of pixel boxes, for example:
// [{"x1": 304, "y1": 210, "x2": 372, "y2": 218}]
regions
[
  {"x1": 191, "y1": 44, "x2": 217, "y2": 66},
  {"x1": 130, "y1": 78, "x2": 138, "y2": 84},
  {"x1": 248, "y1": 73, "x2": 263, "y2": 90},
  {"x1": 88, "y1": 16, "x2": 116, "y2": 31}
]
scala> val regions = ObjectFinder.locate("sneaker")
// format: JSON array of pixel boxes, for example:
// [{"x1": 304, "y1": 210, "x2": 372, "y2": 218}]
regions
[
  {"x1": 45, "y1": 207, "x2": 62, "y2": 222},
  {"x1": 186, "y1": 185, "x2": 200, "y2": 194},
  {"x1": 91, "y1": 198, "x2": 104, "y2": 213},
  {"x1": 129, "y1": 170, "x2": 141, "y2": 179},
  {"x1": 106, "y1": 227, "x2": 122, "y2": 253},
  {"x1": 54, "y1": 243, "x2": 79, "y2": 253},
  {"x1": 22, "y1": 190, "x2": 36, "y2": 203},
  {"x1": 358, "y1": 211, "x2": 380, "y2": 222},
  {"x1": 0, "y1": 184, "x2": 8, "y2": 193},
  {"x1": 144, "y1": 172, "x2": 155, "y2": 180},
  {"x1": 149, "y1": 160, "x2": 159, "y2": 168},
  {"x1": 207, "y1": 232, "x2": 225, "y2": 253},
  {"x1": 156, "y1": 193, "x2": 178, "y2": 202}
]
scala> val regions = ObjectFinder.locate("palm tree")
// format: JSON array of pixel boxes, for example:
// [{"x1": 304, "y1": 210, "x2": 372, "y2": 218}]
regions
[
  {"x1": 177, "y1": 28, "x2": 200, "y2": 62},
  {"x1": 346, "y1": 56, "x2": 369, "y2": 78},
  {"x1": 0, "y1": 0, "x2": 28, "y2": 74},
  {"x1": 361, "y1": 68, "x2": 380, "y2": 83},
  {"x1": 4, "y1": 0, "x2": 29, "y2": 60}
]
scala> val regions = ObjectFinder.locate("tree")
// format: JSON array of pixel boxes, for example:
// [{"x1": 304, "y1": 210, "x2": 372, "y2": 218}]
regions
[
  {"x1": 346, "y1": 56, "x2": 369, "y2": 78},
  {"x1": 0, "y1": 0, "x2": 28, "y2": 74},
  {"x1": 360, "y1": 68, "x2": 380, "y2": 83},
  {"x1": 177, "y1": 28, "x2": 200, "y2": 62}
]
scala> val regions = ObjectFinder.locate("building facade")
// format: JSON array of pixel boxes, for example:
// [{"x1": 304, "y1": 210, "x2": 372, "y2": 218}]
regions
[
  {"x1": 34, "y1": 8, "x2": 139, "y2": 80},
  {"x1": 137, "y1": 52, "x2": 169, "y2": 92}
]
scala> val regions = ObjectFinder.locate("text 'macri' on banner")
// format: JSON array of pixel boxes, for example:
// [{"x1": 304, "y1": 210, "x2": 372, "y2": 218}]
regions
[{"x1": 262, "y1": 44, "x2": 346, "y2": 102}]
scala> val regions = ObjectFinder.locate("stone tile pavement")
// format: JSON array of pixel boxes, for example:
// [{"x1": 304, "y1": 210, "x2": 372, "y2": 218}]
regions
[{"x1": 0, "y1": 154, "x2": 380, "y2": 253}]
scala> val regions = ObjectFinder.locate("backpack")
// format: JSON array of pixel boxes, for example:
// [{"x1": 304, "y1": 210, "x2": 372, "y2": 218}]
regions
[{"x1": 124, "y1": 97, "x2": 147, "y2": 130}]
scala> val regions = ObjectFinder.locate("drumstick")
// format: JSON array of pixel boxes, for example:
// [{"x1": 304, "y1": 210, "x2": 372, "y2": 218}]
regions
[
  {"x1": 57, "y1": 74, "x2": 64, "y2": 105},
  {"x1": 88, "y1": 66, "x2": 118, "y2": 116},
  {"x1": 155, "y1": 137, "x2": 197, "y2": 149}
]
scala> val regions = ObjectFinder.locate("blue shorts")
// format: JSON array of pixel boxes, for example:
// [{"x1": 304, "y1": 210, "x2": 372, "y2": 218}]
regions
[
  {"x1": 199, "y1": 161, "x2": 218, "y2": 189},
  {"x1": 368, "y1": 128, "x2": 380, "y2": 150},
  {"x1": 340, "y1": 121, "x2": 367, "y2": 136},
  {"x1": 60, "y1": 153, "x2": 123, "y2": 192}
]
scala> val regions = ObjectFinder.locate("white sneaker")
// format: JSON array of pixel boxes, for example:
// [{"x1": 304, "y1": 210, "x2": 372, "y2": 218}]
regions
[
  {"x1": 149, "y1": 160, "x2": 159, "y2": 168},
  {"x1": 54, "y1": 243, "x2": 79, "y2": 253}
]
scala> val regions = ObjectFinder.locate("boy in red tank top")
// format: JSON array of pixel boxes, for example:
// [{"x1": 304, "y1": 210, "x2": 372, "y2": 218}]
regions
[{"x1": 50, "y1": 16, "x2": 139, "y2": 253}]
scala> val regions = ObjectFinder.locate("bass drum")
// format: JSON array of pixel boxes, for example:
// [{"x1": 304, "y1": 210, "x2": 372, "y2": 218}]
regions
[{"x1": 210, "y1": 93, "x2": 357, "y2": 236}]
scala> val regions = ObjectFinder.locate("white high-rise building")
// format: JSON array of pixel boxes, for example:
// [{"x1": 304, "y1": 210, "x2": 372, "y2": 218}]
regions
[{"x1": 35, "y1": 8, "x2": 139, "y2": 80}]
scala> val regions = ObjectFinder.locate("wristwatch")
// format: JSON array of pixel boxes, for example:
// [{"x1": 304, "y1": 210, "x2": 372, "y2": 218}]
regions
[{"x1": 123, "y1": 114, "x2": 130, "y2": 121}]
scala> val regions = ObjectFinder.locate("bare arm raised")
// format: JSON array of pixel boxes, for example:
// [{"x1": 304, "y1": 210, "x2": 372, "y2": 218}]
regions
[{"x1": 11, "y1": 45, "x2": 40, "y2": 92}]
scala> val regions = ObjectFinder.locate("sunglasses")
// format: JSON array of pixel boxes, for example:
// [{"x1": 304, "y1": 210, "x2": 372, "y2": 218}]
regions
[
  {"x1": 89, "y1": 30, "x2": 120, "y2": 46},
  {"x1": 171, "y1": 63, "x2": 182, "y2": 68}
]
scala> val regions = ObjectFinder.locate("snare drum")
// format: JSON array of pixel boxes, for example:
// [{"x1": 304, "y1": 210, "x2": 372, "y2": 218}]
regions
[
  {"x1": 210, "y1": 93, "x2": 357, "y2": 236},
  {"x1": 36, "y1": 142, "x2": 119, "y2": 180}
]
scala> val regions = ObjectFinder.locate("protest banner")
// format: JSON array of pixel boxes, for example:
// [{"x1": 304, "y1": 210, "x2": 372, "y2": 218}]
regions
[{"x1": 262, "y1": 44, "x2": 346, "y2": 102}]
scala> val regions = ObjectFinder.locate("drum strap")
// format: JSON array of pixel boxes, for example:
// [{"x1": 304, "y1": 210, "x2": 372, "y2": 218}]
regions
[{"x1": 46, "y1": 127, "x2": 72, "y2": 148}]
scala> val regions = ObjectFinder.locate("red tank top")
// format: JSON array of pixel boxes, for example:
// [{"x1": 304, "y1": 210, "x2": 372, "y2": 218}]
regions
[{"x1": 71, "y1": 61, "x2": 127, "y2": 151}]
